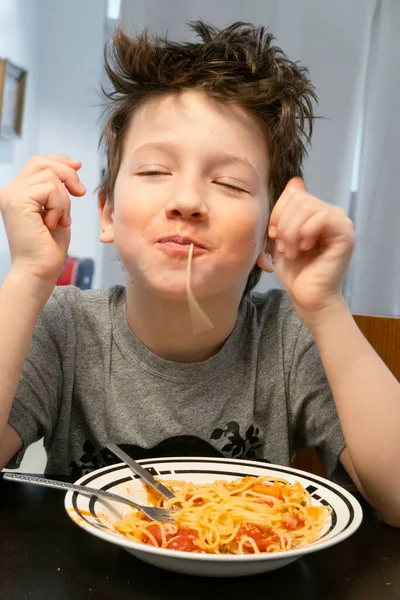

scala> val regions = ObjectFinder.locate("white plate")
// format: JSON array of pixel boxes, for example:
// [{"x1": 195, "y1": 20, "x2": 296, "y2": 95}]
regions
[{"x1": 64, "y1": 456, "x2": 363, "y2": 577}]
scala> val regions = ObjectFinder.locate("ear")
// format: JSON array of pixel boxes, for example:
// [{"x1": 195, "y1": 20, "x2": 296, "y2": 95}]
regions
[
  {"x1": 98, "y1": 193, "x2": 114, "y2": 243},
  {"x1": 256, "y1": 234, "x2": 275, "y2": 273}
]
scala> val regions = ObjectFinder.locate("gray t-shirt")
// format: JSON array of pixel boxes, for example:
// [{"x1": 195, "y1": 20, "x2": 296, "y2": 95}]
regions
[{"x1": 7, "y1": 285, "x2": 346, "y2": 478}]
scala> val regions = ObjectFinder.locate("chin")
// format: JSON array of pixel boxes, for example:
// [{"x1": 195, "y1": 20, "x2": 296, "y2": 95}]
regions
[
  {"x1": 150, "y1": 281, "x2": 189, "y2": 301},
  {"x1": 126, "y1": 270, "x2": 189, "y2": 301},
  {"x1": 123, "y1": 258, "x2": 247, "y2": 301}
]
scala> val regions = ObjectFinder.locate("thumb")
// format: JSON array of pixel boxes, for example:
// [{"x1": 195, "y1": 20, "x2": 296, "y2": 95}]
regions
[
  {"x1": 285, "y1": 177, "x2": 306, "y2": 193},
  {"x1": 51, "y1": 224, "x2": 71, "y2": 253}
]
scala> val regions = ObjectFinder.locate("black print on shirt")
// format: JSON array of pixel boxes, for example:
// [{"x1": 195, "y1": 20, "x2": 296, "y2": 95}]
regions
[
  {"x1": 210, "y1": 421, "x2": 263, "y2": 459},
  {"x1": 69, "y1": 423, "x2": 266, "y2": 478},
  {"x1": 70, "y1": 435, "x2": 229, "y2": 478}
]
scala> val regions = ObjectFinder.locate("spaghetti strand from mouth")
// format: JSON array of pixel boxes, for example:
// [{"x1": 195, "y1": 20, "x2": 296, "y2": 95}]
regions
[{"x1": 185, "y1": 243, "x2": 214, "y2": 335}]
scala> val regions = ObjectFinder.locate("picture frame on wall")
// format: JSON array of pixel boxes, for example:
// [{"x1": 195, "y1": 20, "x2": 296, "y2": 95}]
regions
[{"x1": 0, "y1": 59, "x2": 27, "y2": 140}]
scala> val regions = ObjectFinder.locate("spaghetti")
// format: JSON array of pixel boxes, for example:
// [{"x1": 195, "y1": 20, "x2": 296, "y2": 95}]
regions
[
  {"x1": 185, "y1": 243, "x2": 214, "y2": 335},
  {"x1": 113, "y1": 475, "x2": 331, "y2": 554}
]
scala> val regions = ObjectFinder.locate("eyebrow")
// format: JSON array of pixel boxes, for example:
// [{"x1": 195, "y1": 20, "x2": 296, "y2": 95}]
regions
[{"x1": 131, "y1": 142, "x2": 260, "y2": 180}]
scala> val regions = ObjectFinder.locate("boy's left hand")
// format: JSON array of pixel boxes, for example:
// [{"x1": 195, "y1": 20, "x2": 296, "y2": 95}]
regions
[{"x1": 268, "y1": 178, "x2": 355, "y2": 319}]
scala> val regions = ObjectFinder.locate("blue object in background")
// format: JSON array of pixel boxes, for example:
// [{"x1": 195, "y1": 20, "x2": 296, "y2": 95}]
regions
[{"x1": 75, "y1": 258, "x2": 94, "y2": 290}]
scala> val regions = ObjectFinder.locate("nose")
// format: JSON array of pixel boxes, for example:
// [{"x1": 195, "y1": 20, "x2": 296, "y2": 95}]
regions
[{"x1": 165, "y1": 180, "x2": 209, "y2": 222}]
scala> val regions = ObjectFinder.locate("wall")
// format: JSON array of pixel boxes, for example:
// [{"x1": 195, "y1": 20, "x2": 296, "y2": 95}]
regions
[
  {"x1": 36, "y1": 0, "x2": 107, "y2": 274},
  {"x1": 0, "y1": 0, "x2": 107, "y2": 472},
  {"x1": 0, "y1": 0, "x2": 107, "y2": 281},
  {"x1": 98, "y1": 16, "x2": 127, "y2": 289},
  {"x1": 0, "y1": 0, "x2": 41, "y2": 280}
]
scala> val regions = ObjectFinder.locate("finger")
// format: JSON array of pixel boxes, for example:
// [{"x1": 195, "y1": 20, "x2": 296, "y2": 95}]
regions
[
  {"x1": 24, "y1": 155, "x2": 81, "y2": 174},
  {"x1": 29, "y1": 180, "x2": 71, "y2": 230},
  {"x1": 27, "y1": 168, "x2": 74, "y2": 190},
  {"x1": 41, "y1": 159, "x2": 85, "y2": 197},
  {"x1": 27, "y1": 169, "x2": 72, "y2": 224},
  {"x1": 297, "y1": 210, "x2": 334, "y2": 251},
  {"x1": 44, "y1": 155, "x2": 81, "y2": 166},
  {"x1": 269, "y1": 178, "x2": 306, "y2": 233},
  {"x1": 269, "y1": 190, "x2": 296, "y2": 234},
  {"x1": 299, "y1": 210, "x2": 355, "y2": 252},
  {"x1": 285, "y1": 177, "x2": 306, "y2": 193},
  {"x1": 50, "y1": 221, "x2": 71, "y2": 250},
  {"x1": 23, "y1": 157, "x2": 85, "y2": 197},
  {"x1": 59, "y1": 205, "x2": 71, "y2": 228},
  {"x1": 276, "y1": 202, "x2": 317, "y2": 259},
  {"x1": 43, "y1": 203, "x2": 69, "y2": 231}
]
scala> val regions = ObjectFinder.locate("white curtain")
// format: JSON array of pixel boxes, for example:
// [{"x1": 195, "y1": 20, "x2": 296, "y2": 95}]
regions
[
  {"x1": 345, "y1": 0, "x2": 400, "y2": 316},
  {"x1": 119, "y1": 0, "x2": 398, "y2": 313}
]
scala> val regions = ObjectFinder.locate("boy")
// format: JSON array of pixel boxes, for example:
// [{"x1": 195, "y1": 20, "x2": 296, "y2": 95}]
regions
[{"x1": 0, "y1": 22, "x2": 399, "y2": 526}]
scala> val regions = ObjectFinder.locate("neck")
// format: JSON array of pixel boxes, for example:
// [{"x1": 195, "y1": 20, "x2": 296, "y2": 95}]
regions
[{"x1": 125, "y1": 281, "x2": 243, "y2": 363}]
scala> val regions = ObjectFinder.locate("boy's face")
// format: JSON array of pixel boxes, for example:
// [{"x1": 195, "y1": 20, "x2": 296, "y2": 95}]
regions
[{"x1": 100, "y1": 90, "x2": 272, "y2": 300}]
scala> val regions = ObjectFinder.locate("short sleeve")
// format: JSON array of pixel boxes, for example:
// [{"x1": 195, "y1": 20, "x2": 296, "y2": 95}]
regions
[
  {"x1": 6, "y1": 292, "x2": 67, "y2": 469},
  {"x1": 288, "y1": 323, "x2": 347, "y2": 478}
]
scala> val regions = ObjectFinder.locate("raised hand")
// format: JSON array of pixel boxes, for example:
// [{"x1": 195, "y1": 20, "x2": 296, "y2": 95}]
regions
[
  {"x1": 0, "y1": 155, "x2": 86, "y2": 286},
  {"x1": 268, "y1": 178, "x2": 355, "y2": 319}
]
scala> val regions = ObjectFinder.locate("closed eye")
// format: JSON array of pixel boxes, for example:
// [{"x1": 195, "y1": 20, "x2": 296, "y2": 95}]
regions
[
  {"x1": 216, "y1": 182, "x2": 248, "y2": 194},
  {"x1": 137, "y1": 172, "x2": 247, "y2": 193},
  {"x1": 136, "y1": 171, "x2": 169, "y2": 177}
]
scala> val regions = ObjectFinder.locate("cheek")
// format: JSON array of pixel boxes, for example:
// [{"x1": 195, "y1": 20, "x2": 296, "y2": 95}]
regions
[
  {"x1": 112, "y1": 183, "x2": 155, "y2": 239},
  {"x1": 219, "y1": 202, "x2": 268, "y2": 264}
]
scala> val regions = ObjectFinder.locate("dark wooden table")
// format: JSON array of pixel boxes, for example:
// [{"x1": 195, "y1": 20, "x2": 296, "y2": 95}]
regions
[{"x1": 1, "y1": 474, "x2": 399, "y2": 600}]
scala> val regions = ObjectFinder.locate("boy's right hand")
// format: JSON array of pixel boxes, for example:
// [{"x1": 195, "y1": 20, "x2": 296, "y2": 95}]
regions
[{"x1": 0, "y1": 155, "x2": 86, "y2": 287}]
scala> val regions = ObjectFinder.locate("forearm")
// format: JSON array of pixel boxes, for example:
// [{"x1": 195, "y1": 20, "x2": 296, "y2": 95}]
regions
[
  {"x1": 0, "y1": 270, "x2": 52, "y2": 442},
  {"x1": 303, "y1": 298, "x2": 400, "y2": 522}
]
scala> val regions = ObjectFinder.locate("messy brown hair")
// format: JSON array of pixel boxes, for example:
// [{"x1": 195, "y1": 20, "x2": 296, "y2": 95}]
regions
[{"x1": 98, "y1": 21, "x2": 317, "y2": 293}]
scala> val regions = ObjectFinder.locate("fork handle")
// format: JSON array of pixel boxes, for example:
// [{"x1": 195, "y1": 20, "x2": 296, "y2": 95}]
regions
[{"x1": 3, "y1": 472, "x2": 139, "y2": 509}]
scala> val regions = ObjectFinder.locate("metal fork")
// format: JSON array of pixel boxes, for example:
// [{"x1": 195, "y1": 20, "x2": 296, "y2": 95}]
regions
[
  {"x1": 3, "y1": 473, "x2": 178, "y2": 523},
  {"x1": 105, "y1": 443, "x2": 176, "y2": 501}
]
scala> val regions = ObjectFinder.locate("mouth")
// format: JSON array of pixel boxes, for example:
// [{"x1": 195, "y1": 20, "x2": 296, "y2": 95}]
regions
[{"x1": 156, "y1": 235, "x2": 207, "y2": 254}]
